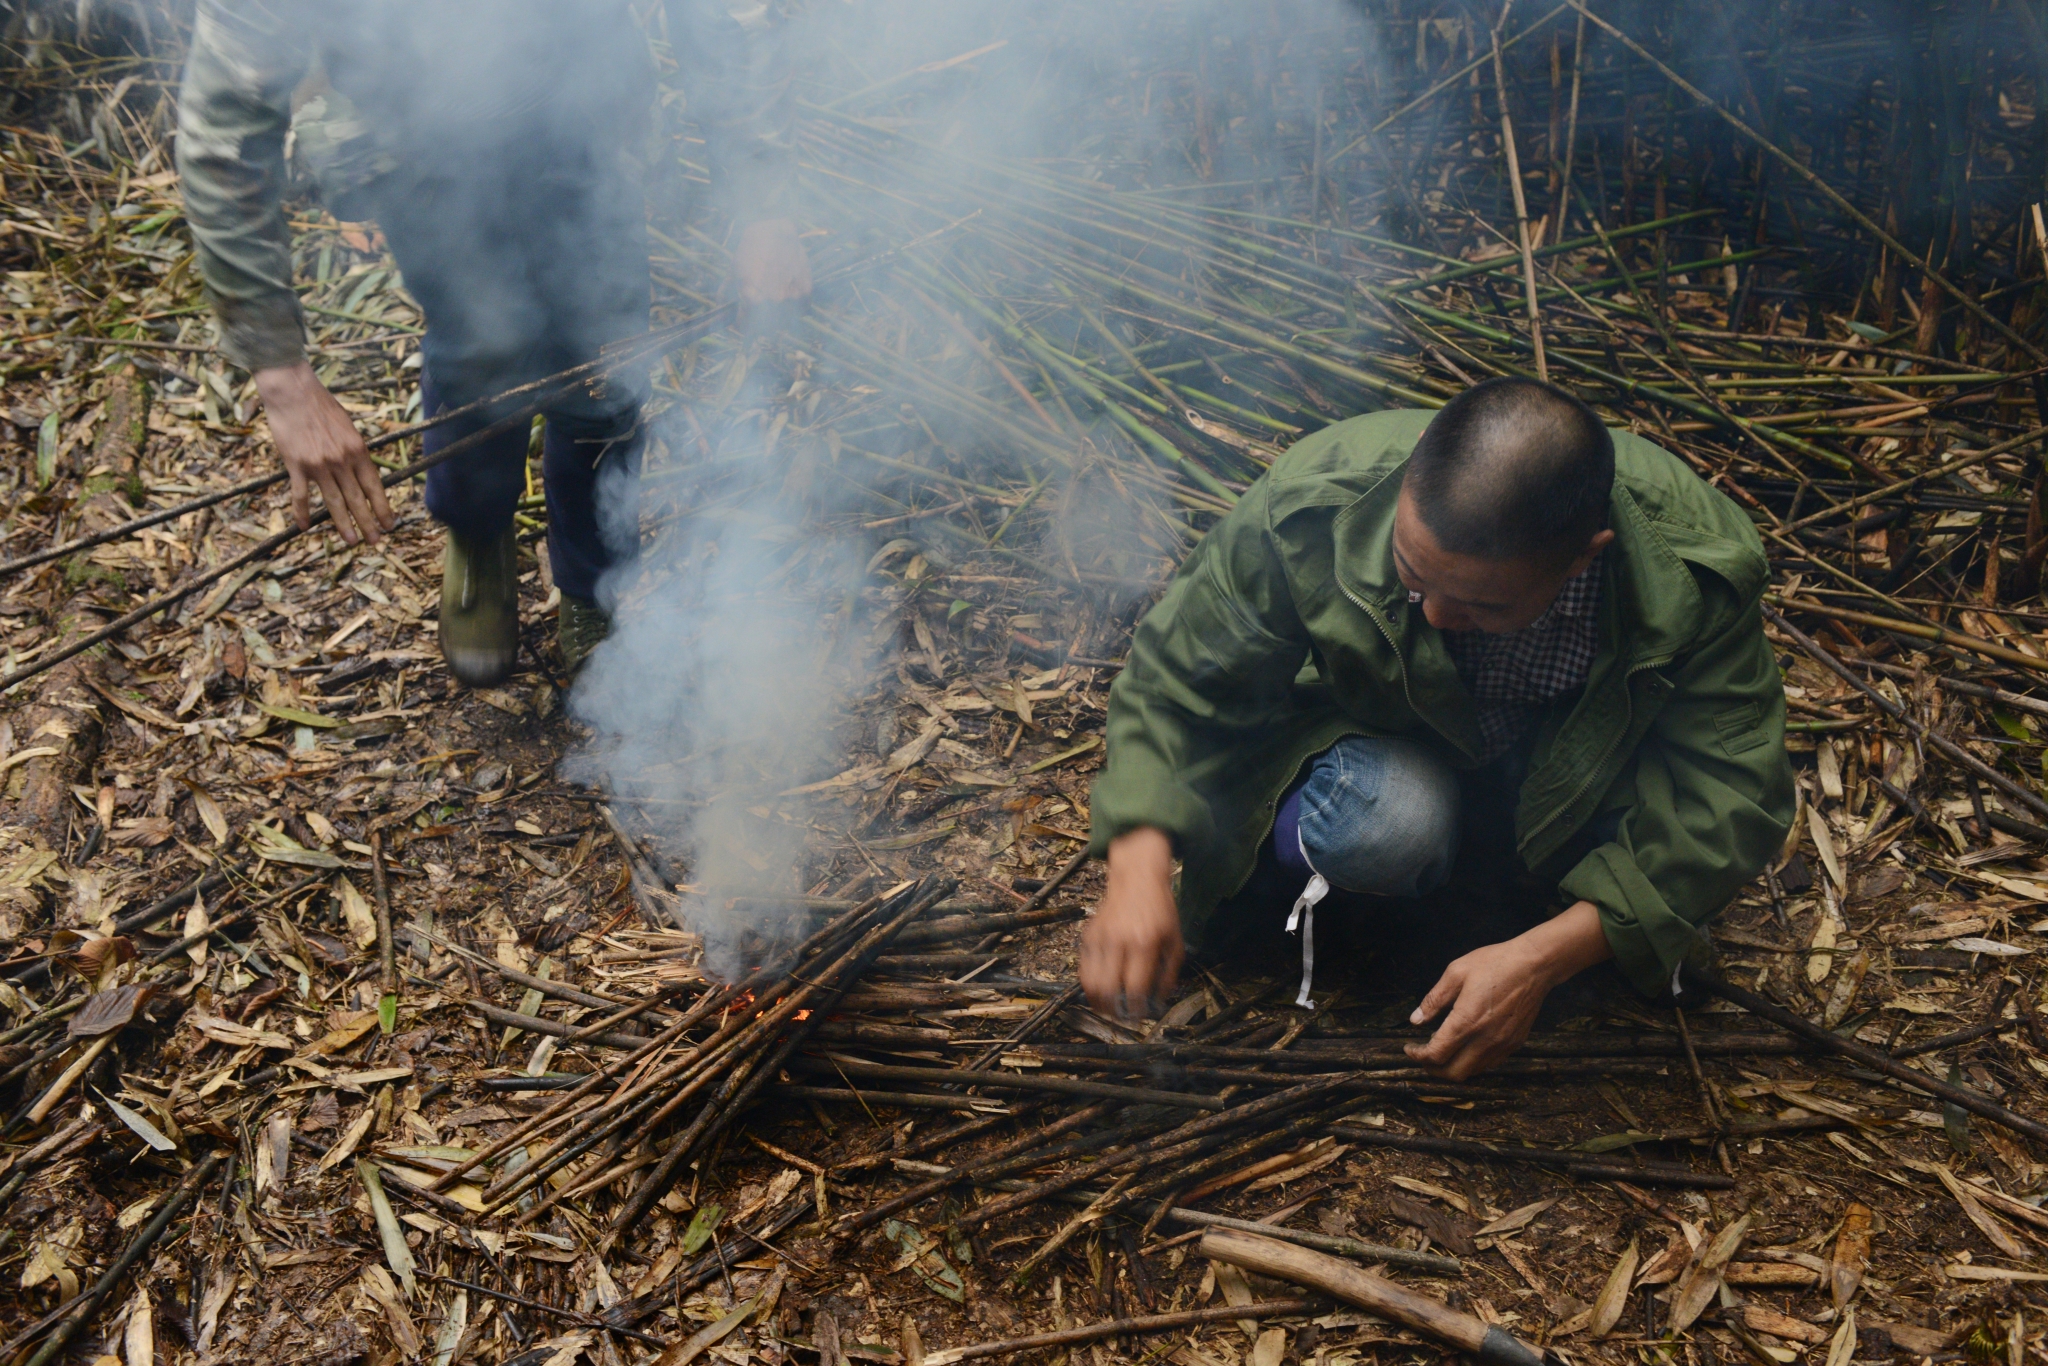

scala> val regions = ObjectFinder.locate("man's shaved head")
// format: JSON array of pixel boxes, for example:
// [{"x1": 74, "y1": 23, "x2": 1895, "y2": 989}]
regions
[{"x1": 1402, "y1": 377, "x2": 1614, "y2": 567}]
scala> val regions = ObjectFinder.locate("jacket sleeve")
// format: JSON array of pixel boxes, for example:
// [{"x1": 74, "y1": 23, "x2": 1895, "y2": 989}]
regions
[
  {"x1": 666, "y1": 0, "x2": 798, "y2": 220},
  {"x1": 1089, "y1": 484, "x2": 1313, "y2": 859},
  {"x1": 175, "y1": 0, "x2": 310, "y2": 373},
  {"x1": 1557, "y1": 592, "x2": 1796, "y2": 996}
]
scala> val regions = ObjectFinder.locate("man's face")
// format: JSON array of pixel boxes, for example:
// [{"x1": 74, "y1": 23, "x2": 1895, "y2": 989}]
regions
[{"x1": 1390, "y1": 486, "x2": 1614, "y2": 634}]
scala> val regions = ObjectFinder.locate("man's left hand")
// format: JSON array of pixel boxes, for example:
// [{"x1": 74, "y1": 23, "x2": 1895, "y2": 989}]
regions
[
  {"x1": 1405, "y1": 899, "x2": 1613, "y2": 1080},
  {"x1": 735, "y1": 217, "x2": 812, "y2": 332}
]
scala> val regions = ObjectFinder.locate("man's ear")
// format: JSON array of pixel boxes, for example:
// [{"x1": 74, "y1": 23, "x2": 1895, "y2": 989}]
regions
[{"x1": 1563, "y1": 527, "x2": 1616, "y2": 578}]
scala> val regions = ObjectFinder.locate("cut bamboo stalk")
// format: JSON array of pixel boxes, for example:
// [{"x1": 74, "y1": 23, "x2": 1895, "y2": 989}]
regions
[{"x1": 1199, "y1": 1229, "x2": 1549, "y2": 1366}]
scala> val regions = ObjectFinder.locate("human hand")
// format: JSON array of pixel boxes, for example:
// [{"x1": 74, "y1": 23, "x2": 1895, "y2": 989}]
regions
[
  {"x1": 1404, "y1": 900, "x2": 1612, "y2": 1079},
  {"x1": 734, "y1": 217, "x2": 812, "y2": 334},
  {"x1": 254, "y1": 362, "x2": 394, "y2": 545},
  {"x1": 1079, "y1": 827, "x2": 1183, "y2": 1021}
]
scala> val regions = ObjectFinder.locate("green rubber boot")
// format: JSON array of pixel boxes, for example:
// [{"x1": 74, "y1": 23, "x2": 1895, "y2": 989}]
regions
[
  {"x1": 438, "y1": 525, "x2": 519, "y2": 687},
  {"x1": 557, "y1": 593, "x2": 610, "y2": 676}
]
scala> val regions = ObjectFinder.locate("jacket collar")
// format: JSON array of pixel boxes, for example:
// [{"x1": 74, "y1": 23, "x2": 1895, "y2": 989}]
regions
[{"x1": 1329, "y1": 459, "x2": 1707, "y2": 669}]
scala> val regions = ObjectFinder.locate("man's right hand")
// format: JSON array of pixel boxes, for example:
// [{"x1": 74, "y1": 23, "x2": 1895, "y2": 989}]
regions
[
  {"x1": 1079, "y1": 827, "x2": 1184, "y2": 1021},
  {"x1": 254, "y1": 362, "x2": 395, "y2": 546}
]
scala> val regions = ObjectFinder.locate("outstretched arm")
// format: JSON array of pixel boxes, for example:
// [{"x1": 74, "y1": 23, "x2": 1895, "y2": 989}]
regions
[
  {"x1": 177, "y1": 1, "x2": 393, "y2": 544},
  {"x1": 1403, "y1": 900, "x2": 1613, "y2": 1080}
]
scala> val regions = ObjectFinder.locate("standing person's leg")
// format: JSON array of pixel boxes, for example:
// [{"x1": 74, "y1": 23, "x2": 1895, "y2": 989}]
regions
[
  {"x1": 418, "y1": 367, "x2": 532, "y2": 684},
  {"x1": 371, "y1": 165, "x2": 554, "y2": 686},
  {"x1": 541, "y1": 407, "x2": 641, "y2": 668},
  {"x1": 525, "y1": 142, "x2": 652, "y2": 673}
]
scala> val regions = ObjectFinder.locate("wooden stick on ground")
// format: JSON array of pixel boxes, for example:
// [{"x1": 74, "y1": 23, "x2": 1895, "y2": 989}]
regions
[
  {"x1": 10, "y1": 1149, "x2": 228, "y2": 1366},
  {"x1": 919, "y1": 1300, "x2": 1320, "y2": 1366},
  {"x1": 1199, "y1": 1228, "x2": 1550, "y2": 1366}
]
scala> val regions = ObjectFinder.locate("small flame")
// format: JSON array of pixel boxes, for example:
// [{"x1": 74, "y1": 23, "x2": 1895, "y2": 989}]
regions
[{"x1": 794, "y1": 1010, "x2": 812, "y2": 1021}]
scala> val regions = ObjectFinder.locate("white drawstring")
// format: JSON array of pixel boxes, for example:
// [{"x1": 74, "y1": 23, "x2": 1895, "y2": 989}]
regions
[{"x1": 1285, "y1": 873, "x2": 1328, "y2": 1009}]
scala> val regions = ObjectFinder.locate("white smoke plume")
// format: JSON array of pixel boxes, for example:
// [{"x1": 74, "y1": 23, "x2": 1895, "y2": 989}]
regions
[{"x1": 566, "y1": 0, "x2": 1383, "y2": 969}]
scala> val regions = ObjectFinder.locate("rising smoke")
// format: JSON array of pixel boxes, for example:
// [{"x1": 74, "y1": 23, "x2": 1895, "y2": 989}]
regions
[{"x1": 564, "y1": 0, "x2": 1379, "y2": 970}]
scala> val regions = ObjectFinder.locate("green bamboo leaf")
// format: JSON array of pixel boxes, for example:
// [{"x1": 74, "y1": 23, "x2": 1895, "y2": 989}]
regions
[{"x1": 681, "y1": 1202, "x2": 723, "y2": 1255}]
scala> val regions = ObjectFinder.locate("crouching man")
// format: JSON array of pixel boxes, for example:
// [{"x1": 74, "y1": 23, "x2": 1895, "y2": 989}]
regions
[{"x1": 1079, "y1": 378, "x2": 1794, "y2": 1079}]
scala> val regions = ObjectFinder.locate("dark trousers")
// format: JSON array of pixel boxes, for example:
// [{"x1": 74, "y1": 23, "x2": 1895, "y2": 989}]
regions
[
  {"x1": 368, "y1": 136, "x2": 651, "y2": 601},
  {"x1": 418, "y1": 372, "x2": 639, "y2": 601}
]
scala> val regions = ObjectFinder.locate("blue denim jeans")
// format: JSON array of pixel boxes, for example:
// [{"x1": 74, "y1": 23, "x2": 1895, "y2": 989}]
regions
[{"x1": 1275, "y1": 736, "x2": 1461, "y2": 897}]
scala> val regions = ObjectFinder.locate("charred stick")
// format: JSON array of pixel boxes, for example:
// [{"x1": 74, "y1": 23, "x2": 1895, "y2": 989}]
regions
[
  {"x1": 917, "y1": 1301, "x2": 1320, "y2": 1366},
  {"x1": 111, "y1": 859, "x2": 241, "y2": 934},
  {"x1": 832, "y1": 1101, "x2": 1120, "y2": 1236},
  {"x1": 0, "y1": 993, "x2": 86, "y2": 1049},
  {"x1": 10, "y1": 1149, "x2": 226, "y2": 1366},
  {"x1": 1017, "y1": 847, "x2": 1090, "y2": 912},
  {"x1": 953, "y1": 1077, "x2": 1351, "y2": 1231},
  {"x1": 1682, "y1": 966, "x2": 2048, "y2": 1145},
  {"x1": 953, "y1": 1128, "x2": 1210, "y2": 1232},
  {"x1": 1124, "y1": 1112, "x2": 1330, "y2": 1201},
  {"x1": 786, "y1": 1056, "x2": 1225, "y2": 1110},
  {"x1": 137, "y1": 871, "x2": 329, "y2": 966},
  {"x1": 963, "y1": 982, "x2": 1081, "y2": 1072},
  {"x1": 426, "y1": 1275, "x2": 664, "y2": 1347},
  {"x1": 770, "y1": 1085, "x2": 997, "y2": 1112},
  {"x1": 0, "y1": 1116, "x2": 101, "y2": 1183},
  {"x1": 839, "y1": 1101, "x2": 1052, "y2": 1172},
  {"x1": 598, "y1": 803, "x2": 680, "y2": 928},
  {"x1": 414, "y1": 927, "x2": 632, "y2": 1010},
  {"x1": 1896, "y1": 1017, "x2": 2017, "y2": 1060},
  {"x1": 513, "y1": 1051, "x2": 767, "y2": 1228},
  {"x1": 893, "y1": 905, "x2": 1089, "y2": 948},
  {"x1": 599, "y1": 1196, "x2": 818, "y2": 1332},
  {"x1": 370, "y1": 832, "x2": 396, "y2": 1000},
  {"x1": 544, "y1": 1141, "x2": 676, "y2": 1209},
  {"x1": 1011, "y1": 1171, "x2": 1142, "y2": 1284},
  {"x1": 483, "y1": 1076, "x2": 685, "y2": 1209},
  {"x1": 433, "y1": 986, "x2": 740, "y2": 1192},
  {"x1": 469, "y1": 1003, "x2": 655, "y2": 1053},
  {"x1": 1328, "y1": 1124, "x2": 1724, "y2": 1185},
  {"x1": 1026, "y1": 1032, "x2": 1810, "y2": 1066},
  {"x1": 564, "y1": 983, "x2": 701, "y2": 1046},
  {"x1": 368, "y1": 1162, "x2": 490, "y2": 1223}
]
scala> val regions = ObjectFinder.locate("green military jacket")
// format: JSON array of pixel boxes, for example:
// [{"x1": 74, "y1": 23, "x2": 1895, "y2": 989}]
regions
[{"x1": 1087, "y1": 409, "x2": 1795, "y2": 996}]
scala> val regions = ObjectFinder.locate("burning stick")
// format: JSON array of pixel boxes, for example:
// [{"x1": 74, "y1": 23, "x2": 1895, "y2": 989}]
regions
[
  {"x1": 606, "y1": 876, "x2": 961, "y2": 1233},
  {"x1": 431, "y1": 896, "x2": 882, "y2": 1195}
]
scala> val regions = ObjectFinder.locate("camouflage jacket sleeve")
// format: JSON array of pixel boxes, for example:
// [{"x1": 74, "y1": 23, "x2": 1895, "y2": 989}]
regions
[
  {"x1": 175, "y1": 0, "x2": 311, "y2": 372},
  {"x1": 666, "y1": 0, "x2": 798, "y2": 220}
]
